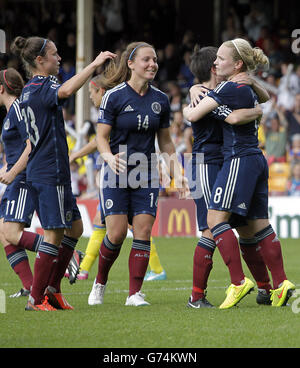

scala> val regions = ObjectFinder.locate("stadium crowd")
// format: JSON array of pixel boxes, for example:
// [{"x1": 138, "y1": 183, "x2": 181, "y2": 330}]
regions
[{"x1": 0, "y1": 0, "x2": 300, "y2": 198}]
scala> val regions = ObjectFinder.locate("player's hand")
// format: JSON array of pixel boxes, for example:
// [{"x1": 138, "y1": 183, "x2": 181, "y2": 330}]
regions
[
  {"x1": 0, "y1": 170, "x2": 15, "y2": 185},
  {"x1": 92, "y1": 51, "x2": 117, "y2": 68},
  {"x1": 69, "y1": 152, "x2": 78, "y2": 164},
  {"x1": 175, "y1": 175, "x2": 190, "y2": 199},
  {"x1": 230, "y1": 72, "x2": 252, "y2": 86},
  {"x1": 189, "y1": 84, "x2": 206, "y2": 107},
  {"x1": 103, "y1": 152, "x2": 127, "y2": 175}
]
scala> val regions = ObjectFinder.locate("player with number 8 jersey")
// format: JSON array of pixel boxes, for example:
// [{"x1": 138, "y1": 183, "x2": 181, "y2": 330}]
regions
[{"x1": 183, "y1": 38, "x2": 295, "y2": 308}]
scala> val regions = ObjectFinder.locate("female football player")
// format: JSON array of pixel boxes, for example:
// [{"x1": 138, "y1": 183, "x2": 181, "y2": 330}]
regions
[
  {"x1": 89, "y1": 41, "x2": 187, "y2": 306},
  {"x1": 0, "y1": 67, "x2": 43, "y2": 297},
  {"x1": 69, "y1": 75, "x2": 166, "y2": 284},
  {"x1": 186, "y1": 45, "x2": 272, "y2": 309},
  {"x1": 11, "y1": 35, "x2": 116, "y2": 311},
  {"x1": 183, "y1": 38, "x2": 295, "y2": 308}
]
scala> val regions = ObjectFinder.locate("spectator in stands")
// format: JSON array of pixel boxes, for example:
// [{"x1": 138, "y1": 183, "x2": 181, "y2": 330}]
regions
[
  {"x1": 178, "y1": 50, "x2": 194, "y2": 90},
  {"x1": 170, "y1": 111, "x2": 186, "y2": 155},
  {"x1": 243, "y1": 2, "x2": 269, "y2": 43},
  {"x1": 167, "y1": 81, "x2": 185, "y2": 113},
  {"x1": 261, "y1": 37, "x2": 283, "y2": 77},
  {"x1": 277, "y1": 62, "x2": 300, "y2": 111},
  {"x1": 159, "y1": 43, "x2": 181, "y2": 82},
  {"x1": 221, "y1": 12, "x2": 241, "y2": 42},
  {"x1": 287, "y1": 162, "x2": 300, "y2": 196},
  {"x1": 180, "y1": 30, "x2": 196, "y2": 54},
  {"x1": 288, "y1": 133, "x2": 300, "y2": 163},
  {"x1": 63, "y1": 32, "x2": 76, "y2": 62},
  {"x1": 285, "y1": 93, "x2": 300, "y2": 140},
  {"x1": 264, "y1": 109, "x2": 288, "y2": 166},
  {"x1": 59, "y1": 60, "x2": 75, "y2": 84}
]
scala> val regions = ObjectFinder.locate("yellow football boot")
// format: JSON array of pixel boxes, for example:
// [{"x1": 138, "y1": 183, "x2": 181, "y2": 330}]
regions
[
  {"x1": 219, "y1": 277, "x2": 255, "y2": 309},
  {"x1": 270, "y1": 280, "x2": 296, "y2": 307}
]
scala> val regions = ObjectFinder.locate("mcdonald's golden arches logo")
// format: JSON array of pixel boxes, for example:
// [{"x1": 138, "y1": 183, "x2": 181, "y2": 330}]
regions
[{"x1": 168, "y1": 209, "x2": 191, "y2": 235}]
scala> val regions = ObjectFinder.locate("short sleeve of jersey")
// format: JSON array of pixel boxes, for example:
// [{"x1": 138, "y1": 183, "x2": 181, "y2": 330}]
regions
[
  {"x1": 208, "y1": 81, "x2": 254, "y2": 121},
  {"x1": 98, "y1": 90, "x2": 117, "y2": 125},
  {"x1": 13, "y1": 100, "x2": 29, "y2": 142},
  {"x1": 40, "y1": 76, "x2": 64, "y2": 108},
  {"x1": 210, "y1": 105, "x2": 233, "y2": 121},
  {"x1": 16, "y1": 116, "x2": 29, "y2": 143},
  {"x1": 209, "y1": 81, "x2": 254, "y2": 107}
]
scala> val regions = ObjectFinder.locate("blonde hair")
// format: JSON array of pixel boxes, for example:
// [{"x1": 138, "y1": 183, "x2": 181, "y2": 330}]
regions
[
  {"x1": 223, "y1": 38, "x2": 269, "y2": 72},
  {"x1": 100, "y1": 41, "x2": 154, "y2": 89}
]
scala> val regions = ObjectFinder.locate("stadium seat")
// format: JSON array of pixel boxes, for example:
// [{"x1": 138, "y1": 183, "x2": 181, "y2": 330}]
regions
[
  {"x1": 268, "y1": 176, "x2": 288, "y2": 193},
  {"x1": 268, "y1": 162, "x2": 290, "y2": 194},
  {"x1": 268, "y1": 162, "x2": 290, "y2": 178}
]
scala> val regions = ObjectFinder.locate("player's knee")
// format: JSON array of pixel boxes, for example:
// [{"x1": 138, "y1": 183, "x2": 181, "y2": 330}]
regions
[
  {"x1": 73, "y1": 219, "x2": 84, "y2": 239},
  {"x1": 3, "y1": 225, "x2": 21, "y2": 245},
  {"x1": 107, "y1": 229, "x2": 127, "y2": 245},
  {"x1": 65, "y1": 219, "x2": 83, "y2": 239},
  {"x1": 44, "y1": 229, "x2": 64, "y2": 246},
  {"x1": 133, "y1": 223, "x2": 152, "y2": 240}
]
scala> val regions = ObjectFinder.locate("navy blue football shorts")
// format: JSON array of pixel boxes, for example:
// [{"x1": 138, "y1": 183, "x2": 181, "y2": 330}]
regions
[
  {"x1": 0, "y1": 178, "x2": 35, "y2": 227},
  {"x1": 187, "y1": 160, "x2": 222, "y2": 231},
  {"x1": 28, "y1": 181, "x2": 81, "y2": 229},
  {"x1": 99, "y1": 164, "x2": 159, "y2": 225},
  {"x1": 209, "y1": 153, "x2": 269, "y2": 219},
  {"x1": 186, "y1": 160, "x2": 247, "y2": 230}
]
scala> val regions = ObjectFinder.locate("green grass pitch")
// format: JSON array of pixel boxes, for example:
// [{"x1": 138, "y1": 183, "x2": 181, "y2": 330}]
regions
[{"x1": 0, "y1": 237, "x2": 299, "y2": 348}]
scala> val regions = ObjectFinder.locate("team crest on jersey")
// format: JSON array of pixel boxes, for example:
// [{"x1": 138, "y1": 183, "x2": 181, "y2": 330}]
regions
[
  {"x1": 151, "y1": 102, "x2": 161, "y2": 114},
  {"x1": 105, "y1": 199, "x2": 113, "y2": 209},
  {"x1": 66, "y1": 211, "x2": 73, "y2": 222},
  {"x1": 3, "y1": 119, "x2": 10, "y2": 130}
]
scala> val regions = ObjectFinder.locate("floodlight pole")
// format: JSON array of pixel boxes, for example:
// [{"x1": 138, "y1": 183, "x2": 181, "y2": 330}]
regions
[{"x1": 75, "y1": 0, "x2": 93, "y2": 132}]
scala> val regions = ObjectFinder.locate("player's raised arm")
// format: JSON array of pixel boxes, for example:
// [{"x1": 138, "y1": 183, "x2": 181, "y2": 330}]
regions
[{"x1": 58, "y1": 51, "x2": 116, "y2": 99}]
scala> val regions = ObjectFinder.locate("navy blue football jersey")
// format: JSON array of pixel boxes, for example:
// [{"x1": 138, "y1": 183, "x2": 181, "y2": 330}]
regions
[
  {"x1": 1, "y1": 98, "x2": 28, "y2": 180},
  {"x1": 191, "y1": 86, "x2": 223, "y2": 165},
  {"x1": 208, "y1": 81, "x2": 261, "y2": 160},
  {"x1": 19, "y1": 75, "x2": 70, "y2": 185},
  {"x1": 98, "y1": 82, "x2": 170, "y2": 163}
]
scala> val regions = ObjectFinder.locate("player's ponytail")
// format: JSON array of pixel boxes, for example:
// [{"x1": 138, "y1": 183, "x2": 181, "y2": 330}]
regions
[
  {"x1": 224, "y1": 38, "x2": 269, "y2": 72},
  {"x1": 11, "y1": 36, "x2": 49, "y2": 75},
  {"x1": 252, "y1": 47, "x2": 269, "y2": 70},
  {"x1": 0, "y1": 68, "x2": 24, "y2": 97}
]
